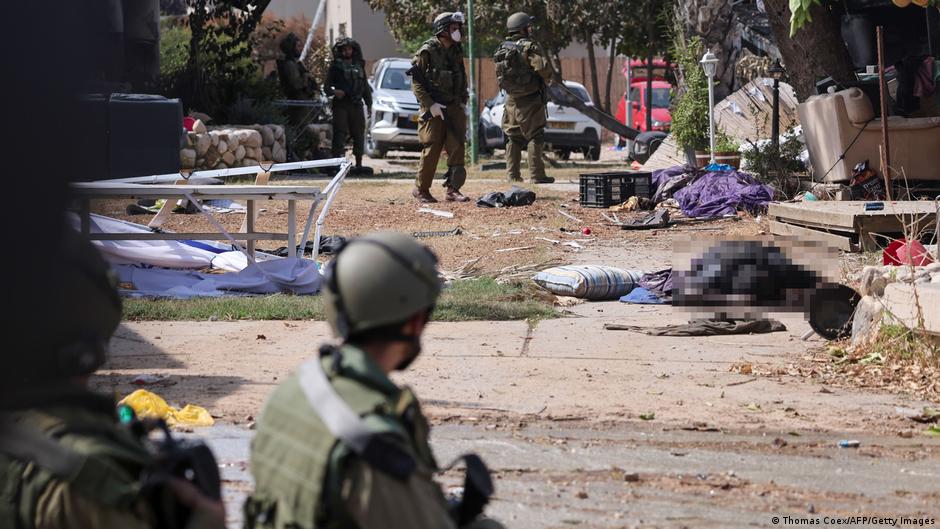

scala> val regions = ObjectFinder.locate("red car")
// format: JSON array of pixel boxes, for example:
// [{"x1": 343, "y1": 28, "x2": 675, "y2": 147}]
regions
[{"x1": 615, "y1": 59, "x2": 673, "y2": 140}]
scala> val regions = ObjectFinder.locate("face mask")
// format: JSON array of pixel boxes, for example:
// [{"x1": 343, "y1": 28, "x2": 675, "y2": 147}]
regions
[
  {"x1": 395, "y1": 337, "x2": 421, "y2": 371},
  {"x1": 450, "y1": 30, "x2": 462, "y2": 43}
]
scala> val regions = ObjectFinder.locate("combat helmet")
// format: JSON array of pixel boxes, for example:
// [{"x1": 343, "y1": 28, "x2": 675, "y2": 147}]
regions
[
  {"x1": 323, "y1": 232, "x2": 441, "y2": 340},
  {"x1": 432, "y1": 11, "x2": 466, "y2": 37},
  {"x1": 506, "y1": 12, "x2": 534, "y2": 34}
]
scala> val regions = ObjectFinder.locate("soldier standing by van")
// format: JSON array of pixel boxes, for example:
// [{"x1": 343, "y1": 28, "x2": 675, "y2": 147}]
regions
[{"x1": 494, "y1": 12, "x2": 555, "y2": 184}]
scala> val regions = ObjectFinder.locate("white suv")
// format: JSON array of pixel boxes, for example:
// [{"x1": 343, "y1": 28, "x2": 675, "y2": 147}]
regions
[
  {"x1": 366, "y1": 58, "x2": 422, "y2": 158},
  {"x1": 480, "y1": 80, "x2": 602, "y2": 160}
]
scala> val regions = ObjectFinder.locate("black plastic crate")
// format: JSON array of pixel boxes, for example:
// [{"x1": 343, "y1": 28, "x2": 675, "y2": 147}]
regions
[{"x1": 579, "y1": 171, "x2": 653, "y2": 208}]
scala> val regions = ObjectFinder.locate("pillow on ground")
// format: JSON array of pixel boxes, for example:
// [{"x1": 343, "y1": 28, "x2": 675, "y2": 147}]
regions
[{"x1": 532, "y1": 265, "x2": 643, "y2": 300}]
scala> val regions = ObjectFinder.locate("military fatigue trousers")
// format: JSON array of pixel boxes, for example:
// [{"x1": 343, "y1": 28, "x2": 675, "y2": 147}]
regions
[
  {"x1": 502, "y1": 92, "x2": 548, "y2": 182},
  {"x1": 332, "y1": 101, "x2": 366, "y2": 159},
  {"x1": 416, "y1": 103, "x2": 467, "y2": 192}
]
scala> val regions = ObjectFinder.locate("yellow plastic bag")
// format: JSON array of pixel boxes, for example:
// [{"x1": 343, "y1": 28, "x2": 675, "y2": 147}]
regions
[{"x1": 119, "y1": 389, "x2": 214, "y2": 427}]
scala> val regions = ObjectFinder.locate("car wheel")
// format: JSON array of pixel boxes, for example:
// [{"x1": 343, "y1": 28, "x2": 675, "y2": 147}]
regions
[
  {"x1": 586, "y1": 144, "x2": 601, "y2": 161},
  {"x1": 365, "y1": 133, "x2": 387, "y2": 159}
]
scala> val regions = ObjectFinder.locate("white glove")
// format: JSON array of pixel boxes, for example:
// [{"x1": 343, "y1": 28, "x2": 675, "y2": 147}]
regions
[{"x1": 430, "y1": 102, "x2": 446, "y2": 119}]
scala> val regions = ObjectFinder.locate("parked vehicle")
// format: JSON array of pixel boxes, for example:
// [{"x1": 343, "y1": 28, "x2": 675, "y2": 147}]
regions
[
  {"x1": 614, "y1": 59, "x2": 674, "y2": 149},
  {"x1": 480, "y1": 80, "x2": 602, "y2": 160},
  {"x1": 366, "y1": 58, "x2": 422, "y2": 158}
]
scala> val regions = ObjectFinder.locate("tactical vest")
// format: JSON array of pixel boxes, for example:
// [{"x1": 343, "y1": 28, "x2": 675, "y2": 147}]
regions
[
  {"x1": 0, "y1": 408, "x2": 151, "y2": 529},
  {"x1": 245, "y1": 349, "x2": 436, "y2": 529},
  {"x1": 334, "y1": 60, "x2": 367, "y2": 104},
  {"x1": 414, "y1": 39, "x2": 467, "y2": 105},
  {"x1": 494, "y1": 39, "x2": 541, "y2": 97}
]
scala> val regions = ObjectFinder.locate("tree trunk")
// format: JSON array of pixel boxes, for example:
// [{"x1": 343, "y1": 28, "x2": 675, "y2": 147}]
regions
[
  {"x1": 646, "y1": 48, "x2": 654, "y2": 132},
  {"x1": 763, "y1": 0, "x2": 856, "y2": 100},
  {"x1": 549, "y1": 52, "x2": 564, "y2": 84},
  {"x1": 675, "y1": 0, "x2": 741, "y2": 100},
  {"x1": 586, "y1": 35, "x2": 601, "y2": 108},
  {"x1": 604, "y1": 37, "x2": 617, "y2": 114}
]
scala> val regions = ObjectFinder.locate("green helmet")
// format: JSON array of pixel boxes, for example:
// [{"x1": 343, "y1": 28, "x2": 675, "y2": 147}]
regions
[
  {"x1": 324, "y1": 232, "x2": 441, "y2": 340},
  {"x1": 432, "y1": 11, "x2": 466, "y2": 36},
  {"x1": 507, "y1": 12, "x2": 534, "y2": 34}
]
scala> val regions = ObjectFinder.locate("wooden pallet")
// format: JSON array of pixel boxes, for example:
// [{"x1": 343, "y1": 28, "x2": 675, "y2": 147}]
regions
[{"x1": 768, "y1": 201, "x2": 937, "y2": 252}]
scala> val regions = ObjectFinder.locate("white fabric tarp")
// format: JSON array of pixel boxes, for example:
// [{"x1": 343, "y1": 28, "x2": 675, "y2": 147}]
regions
[{"x1": 67, "y1": 213, "x2": 275, "y2": 271}]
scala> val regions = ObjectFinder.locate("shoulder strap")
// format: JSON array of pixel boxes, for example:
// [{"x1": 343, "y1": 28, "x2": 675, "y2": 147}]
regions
[
  {"x1": 0, "y1": 418, "x2": 140, "y2": 508},
  {"x1": 297, "y1": 356, "x2": 416, "y2": 482}
]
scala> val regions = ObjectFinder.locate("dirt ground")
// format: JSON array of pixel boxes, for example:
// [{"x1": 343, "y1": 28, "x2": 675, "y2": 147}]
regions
[
  {"x1": 92, "y1": 163, "x2": 940, "y2": 528},
  {"x1": 89, "y1": 168, "x2": 763, "y2": 275}
]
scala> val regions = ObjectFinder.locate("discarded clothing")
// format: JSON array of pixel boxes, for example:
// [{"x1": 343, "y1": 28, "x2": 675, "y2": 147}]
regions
[
  {"x1": 619, "y1": 287, "x2": 666, "y2": 304},
  {"x1": 604, "y1": 319, "x2": 787, "y2": 336},
  {"x1": 638, "y1": 268, "x2": 674, "y2": 300},
  {"x1": 532, "y1": 265, "x2": 642, "y2": 300},
  {"x1": 476, "y1": 186, "x2": 536, "y2": 208},
  {"x1": 652, "y1": 165, "x2": 773, "y2": 218},
  {"x1": 116, "y1": 257, "x2": 322, "y2": 298},
  {"x1": 274, "y1": 235, "x2": 348, "y2": 257}
]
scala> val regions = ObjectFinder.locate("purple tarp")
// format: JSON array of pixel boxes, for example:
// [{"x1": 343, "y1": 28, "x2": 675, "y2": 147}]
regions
[{"x1": 652, "y1": 165, "x2": 774, "y2": 218}]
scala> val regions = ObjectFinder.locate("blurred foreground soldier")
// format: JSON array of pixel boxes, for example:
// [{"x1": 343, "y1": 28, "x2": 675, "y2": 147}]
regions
[
  {"x1": 245, "y1": 233, "x2": 503, "y2": 529},
  {"x1": 409, "y1": 12, "x2": 471, "y2": 203},
  {"x1": 0, "y1": 229, "x2": 227, "y2": 529},
  {"x1": 0, "y1": 3, "x2": 225, "y2": 526},
  {"x1": 327, "y1": 37, "x2": 373, "y2": 175},
  {"x1": 494, "y1": 12, "x2": 555, "y2": 184}
]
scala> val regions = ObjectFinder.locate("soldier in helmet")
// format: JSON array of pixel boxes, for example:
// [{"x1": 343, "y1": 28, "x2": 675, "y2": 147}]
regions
[
  {"x1": 494, "y1": 12, "x2": 555, "y2": 184},
  {"x1": 245, "y1": 233, "x2": 503, "y2": 529},
  {"x1": 409, "y1": 12, "x2": 471, "y2": 203},
  {"x1": 327, "y1": 37, "x2": 373, "y2": 175},
  {"x1": 277, "y1": 32, "x2": 321, "y2": 160}
]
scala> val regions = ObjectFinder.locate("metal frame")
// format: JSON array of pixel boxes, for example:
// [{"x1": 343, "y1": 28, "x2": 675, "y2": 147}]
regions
[{"x1": 72, "y1": 160, "x2": 352, "y2": 260}]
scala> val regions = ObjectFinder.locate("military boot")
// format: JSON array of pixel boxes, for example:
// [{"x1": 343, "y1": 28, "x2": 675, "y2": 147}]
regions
[
  {"x1": 412, "y1": 187, "x2": 438, "y2": 203},
  {"x1": 445, "y1": 188, "x2": 470, "y2": 202}
]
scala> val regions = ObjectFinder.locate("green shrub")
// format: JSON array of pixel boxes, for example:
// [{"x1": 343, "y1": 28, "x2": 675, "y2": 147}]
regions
[{"x1": 670, "y1": 36, "x2": 710, "y2": 151}]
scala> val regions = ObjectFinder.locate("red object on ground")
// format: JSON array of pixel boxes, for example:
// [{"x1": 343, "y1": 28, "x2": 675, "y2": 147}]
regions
[
  {"x1": 582, "y1": 227, "x2": 592, "y2": 235},
  {"x1": 183, "y1": 116, "x2": 196, "y2": 132},
  {"x1": 883, "y1": 238, "x2": 935, "y2": 266}
]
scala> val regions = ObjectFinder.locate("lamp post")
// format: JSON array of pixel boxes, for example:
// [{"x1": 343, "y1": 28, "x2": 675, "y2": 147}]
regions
[
  {"x1": 768, "y1": 59, "x2": 785, "y2": 150},
  {"x1": 700, "y1": 51, "x2": 718, "y2": 164}
]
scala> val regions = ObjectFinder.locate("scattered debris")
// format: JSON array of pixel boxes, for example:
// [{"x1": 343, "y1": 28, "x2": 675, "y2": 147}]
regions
[
  {"x1": 772, "y1": 438, "x2": 789, "y2": 448},
  {"x1": 562, "y1": 241, "x2": 584, "y2": 250},
  {"x1": 535, "y1": 237, "x2": 561, "y2": 244},
  {"x1": 131, "y1": 374, "x2": 169, "y2": 386},
  {"x1": 623, "y1": 472, "x2": 641, "y2": 482},
  {"x1": 495, "y1": 246, "x2": 535, "y2": 253},
  {"x1": 257, "y1": 334, "x2": 267, "y2": 340},
  {"x1": 414, "y1": 227, "x2": 463, "y2": 238},
  {"x1": 417, "y1": 208, "x2": 455, "y2": 218},
  {"x1": 557, "y1": 209, "x2": 583, "y2": 223},
  {"x1": 838, "y1": 440, "x2": 860, "y2": 448},
  {"x1": 910, "y1": 407, "x2": 940, "y2": 424},
  {"x1": 119, "y1": 389, "x2": 214, "y2": 427},
  {"x1": 639, "y1": 412, "x2": 655, "y2": 420}
]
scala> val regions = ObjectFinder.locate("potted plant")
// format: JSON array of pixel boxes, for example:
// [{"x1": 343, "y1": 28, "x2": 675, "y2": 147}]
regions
[
  {"x1": 670, "y1": 36, "x2": 710, "y2": 168},
  {"x1": 713, "y1": 131, "x2": 741, "y2": 169}
]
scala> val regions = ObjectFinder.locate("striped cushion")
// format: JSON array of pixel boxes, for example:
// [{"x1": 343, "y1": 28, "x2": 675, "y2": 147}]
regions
[{"x1": 532, "y1": 265, "x2": 643, "y2": 300}]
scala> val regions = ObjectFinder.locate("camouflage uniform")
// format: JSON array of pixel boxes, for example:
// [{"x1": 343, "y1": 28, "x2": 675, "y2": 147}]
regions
[
  {"x1": 245, "y1": 345, "x2": 501, "y2": 529},
  {"x1": 327, "y1": 39, "x2": 372, "y2": 162},
  {"x1": 499, "y1": 36, "x2": 553, "y2": 182},
  {"x1": 412, "y1": 38, "x2": 469, "y2": 194}
]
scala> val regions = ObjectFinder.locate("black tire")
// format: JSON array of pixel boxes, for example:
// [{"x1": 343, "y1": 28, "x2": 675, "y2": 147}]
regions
[
  {"x1": 365, "y1": 134, "x2": 387, "y2": 159},
  {"x1": 586, "y1": 144, "x2": 601, "y2": 161}
]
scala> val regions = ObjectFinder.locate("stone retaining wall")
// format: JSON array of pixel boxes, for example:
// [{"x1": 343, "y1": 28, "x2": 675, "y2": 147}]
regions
[{"x1": 180, "y1": 124, "x2": 286, "y2": 171}]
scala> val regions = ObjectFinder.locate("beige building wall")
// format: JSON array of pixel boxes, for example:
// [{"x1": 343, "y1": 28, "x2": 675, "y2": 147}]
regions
[{"x1": 266, "y1": 0, "x2": 318, "y2": 19}]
